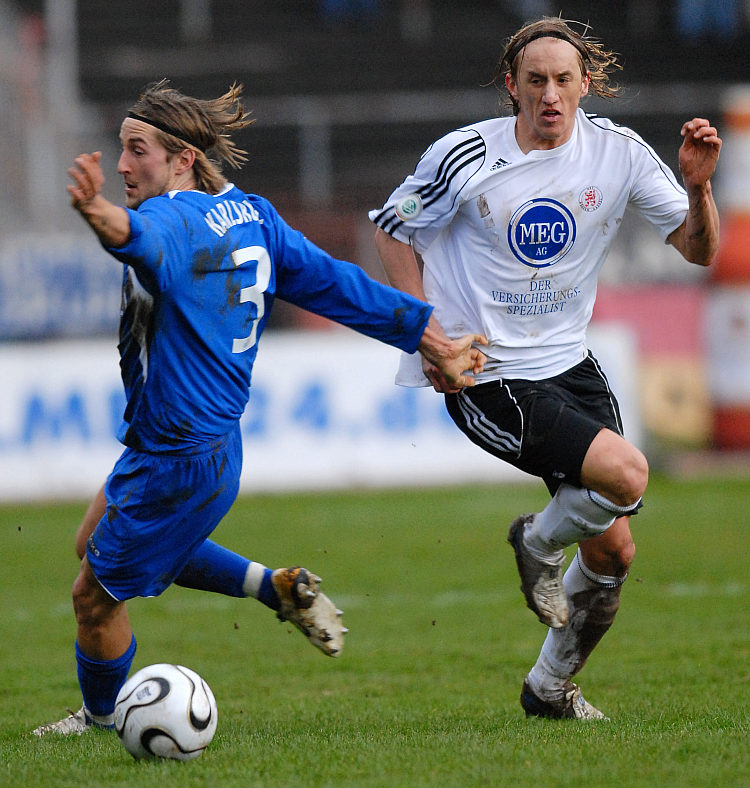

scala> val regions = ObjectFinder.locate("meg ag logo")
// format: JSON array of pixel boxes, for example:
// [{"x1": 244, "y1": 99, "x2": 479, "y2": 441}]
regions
[{"x1": 507, "y1": 198, "x2": 576, "y2": 268}]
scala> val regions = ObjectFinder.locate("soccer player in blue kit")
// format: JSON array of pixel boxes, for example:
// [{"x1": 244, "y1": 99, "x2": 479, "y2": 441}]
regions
[
  {"x1": 371, "y1": 18, "x2": 721, "y2": 719},
  {"x1": 33, "y1": 79, "x2": 486, "y2": 735}
]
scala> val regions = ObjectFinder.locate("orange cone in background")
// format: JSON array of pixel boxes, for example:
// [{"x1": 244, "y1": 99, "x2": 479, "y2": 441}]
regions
[{"x1": 706, "y1": 86, "x2": 750, "y2": 449}]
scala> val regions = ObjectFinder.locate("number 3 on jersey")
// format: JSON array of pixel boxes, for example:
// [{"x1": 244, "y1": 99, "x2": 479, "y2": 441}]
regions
[{"x1": 232, "y1": 245, "x2": 271, "y2": 353}]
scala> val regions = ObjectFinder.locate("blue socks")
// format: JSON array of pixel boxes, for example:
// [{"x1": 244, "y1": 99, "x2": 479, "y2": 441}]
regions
[
  {"x1": 75, "y1": 544, "x2": 282, "y2": 727},
  {"x1": 76, "y1": 634, "x2": 137, "y2": 723},
  {"x1": 174, "y1": 539, "x2": 280, "y2": 610},
  {"x1": 174, "y1": 539, "x2": 250, "y2": 597},
  {"x1": 258, "y1": 569, "x2": 280, "y2": 611}
]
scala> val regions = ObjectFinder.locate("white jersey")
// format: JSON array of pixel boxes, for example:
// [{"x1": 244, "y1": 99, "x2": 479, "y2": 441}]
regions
[{"x1": 370, "y1": 108, "x2": 689, "y2": 383}]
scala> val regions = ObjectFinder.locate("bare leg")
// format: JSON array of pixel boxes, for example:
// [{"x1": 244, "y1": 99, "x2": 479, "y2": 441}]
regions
[
  {"x1": 73, "y1": 556, "x2": 133, "y2": 660},
  {"x1": 75, "y1": 484, "x2": 106, "y2": 560},
  {"x1": 580, "y1": 428, "x2": 648, "y2": 508}
]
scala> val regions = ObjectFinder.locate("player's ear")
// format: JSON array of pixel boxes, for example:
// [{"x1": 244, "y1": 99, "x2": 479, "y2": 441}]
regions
[
  {"x1": 580, "y1": 71, "x2": 590, "y2": 98},
  {"x1": 505, "y1": 72, "x2": 518, "y2": 102},
  {"x1": 175, "y1": 147, "x2": 196, "y2": 174}
]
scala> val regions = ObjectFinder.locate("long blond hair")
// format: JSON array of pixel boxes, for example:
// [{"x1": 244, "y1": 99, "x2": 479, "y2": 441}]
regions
[
  {"x1": 127, "y1": 79, "x2": 254, "y2": 193},
  {"x1": 492, "y1": 17, "x2": 622, "y2": 116}
]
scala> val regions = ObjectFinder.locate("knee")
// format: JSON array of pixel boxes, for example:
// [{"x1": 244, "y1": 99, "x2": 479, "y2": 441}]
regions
[
  {"x1": 72, "y1": 572, "x2": 95, "y2": 626},
  {"x1": 72, "y1": 565, "x2": 110, "y2": 630},
  {"x1": 609, "y1": 447, "x2": 649, "y2": 508},
  {"x1": 612, "y1": 534, "x2": 636, "y2": 575},
  {"x1": 583, "y1": 432, "x2": 649, "y2": 508},
  {"x1": 582, "y1": 523, "x2": 636, "y2": 577},
  {"x1": 624, "y1": 448, "x2": 649, "y2": 502}
]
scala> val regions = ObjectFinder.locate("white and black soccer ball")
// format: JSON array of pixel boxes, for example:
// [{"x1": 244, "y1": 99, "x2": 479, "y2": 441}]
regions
[{"x1": 114, "y1": 663, "x2": 218, "y2": 761}]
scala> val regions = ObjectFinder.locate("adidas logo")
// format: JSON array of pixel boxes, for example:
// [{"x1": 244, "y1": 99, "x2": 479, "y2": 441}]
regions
[{"x1": 490, "y1": 157, "x2": 510, "y2": 171}]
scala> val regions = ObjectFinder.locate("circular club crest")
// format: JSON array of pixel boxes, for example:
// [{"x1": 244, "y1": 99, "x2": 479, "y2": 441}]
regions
[
  {"x1": 395, "y1": 193, "x2": 423, "y2": 221},
  {"x1": 578, "y1": 185, "x2": 603, "y2": 212},
  {"x1": 507, "y1": 198, "x2": 576, "y2": 268}
]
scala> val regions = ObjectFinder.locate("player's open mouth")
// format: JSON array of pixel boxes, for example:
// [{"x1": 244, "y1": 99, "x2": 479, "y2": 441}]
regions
[{"x1": 540, "y1": 111, "x2": 562, "y2": 125}]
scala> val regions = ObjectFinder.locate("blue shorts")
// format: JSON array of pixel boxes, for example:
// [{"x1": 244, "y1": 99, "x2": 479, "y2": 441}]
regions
[{"x1": 86, "y1": 426, "x2": 242, "y2": 601}]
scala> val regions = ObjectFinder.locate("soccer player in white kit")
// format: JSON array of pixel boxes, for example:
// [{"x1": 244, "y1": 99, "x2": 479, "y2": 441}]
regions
[{"x1": 371, "y1": 17, "x2": 721, "y2": 719}]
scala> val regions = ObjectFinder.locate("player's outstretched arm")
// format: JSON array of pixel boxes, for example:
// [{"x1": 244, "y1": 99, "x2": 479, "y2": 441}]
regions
[
  {"x1": 68, "y1": 152, "x2": 131, "y2": 248},
  {"x1": 668, "y1": 118, "x2": 722, "y2": 267}
]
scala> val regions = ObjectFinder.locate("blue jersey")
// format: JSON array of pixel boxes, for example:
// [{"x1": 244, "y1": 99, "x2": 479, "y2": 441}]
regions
[{"x1": 107, "y1": 183, "x2": 432, "y2": 452}]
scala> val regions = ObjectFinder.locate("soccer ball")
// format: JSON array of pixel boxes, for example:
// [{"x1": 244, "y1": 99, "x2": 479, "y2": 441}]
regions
[{"x1": 114, "y1": 663, "x2": 218, "y2": 761}]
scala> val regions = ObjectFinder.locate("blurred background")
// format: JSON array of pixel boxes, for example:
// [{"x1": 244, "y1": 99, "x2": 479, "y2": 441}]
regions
[{"x1": 1, "y1": 0, "x2": 749, "y2": 500}]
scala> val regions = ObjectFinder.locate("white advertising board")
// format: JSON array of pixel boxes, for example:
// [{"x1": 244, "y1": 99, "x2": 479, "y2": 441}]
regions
[{"x1": 0, "y1": 325, "x2": 639, "y2": 501}]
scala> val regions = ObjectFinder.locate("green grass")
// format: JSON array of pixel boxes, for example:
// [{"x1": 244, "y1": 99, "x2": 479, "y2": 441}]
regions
[{"x1": 1, "y1": 475, "x2": 749, "y2": 786}]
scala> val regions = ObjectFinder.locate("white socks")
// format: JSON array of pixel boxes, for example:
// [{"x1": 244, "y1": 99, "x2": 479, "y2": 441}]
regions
[
  {"x1": 526, "y1": 550, "x2": 626, "y2": 699},
  {"x1": 86, "y1": 708, "x2": 115, "y2": 728},
  {"x1": 524, "y1": 483, "x2": 638, "y2": 558},
  {"x1": 521, "y1": 485, "x2": 636, "y2": 700}
]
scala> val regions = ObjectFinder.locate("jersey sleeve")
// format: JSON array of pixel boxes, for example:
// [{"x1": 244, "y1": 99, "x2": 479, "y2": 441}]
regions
[
  {"x1": 104, "y1": 201, "x2": 188, "y2": 293},
  {"x1": 368, "y1": 127, "x2": 486, "y2": 254},
  {"x1": 261, "y1": 198, "x2": 433, "y2": 354},
  {"x1": 625, "y1": 129, "x2": 689, "y2": 241}
]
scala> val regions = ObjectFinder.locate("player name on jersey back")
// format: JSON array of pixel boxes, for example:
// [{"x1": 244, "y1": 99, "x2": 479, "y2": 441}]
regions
[{"x1": 204, "y1": 198, "x2": 263, "y2": 238}]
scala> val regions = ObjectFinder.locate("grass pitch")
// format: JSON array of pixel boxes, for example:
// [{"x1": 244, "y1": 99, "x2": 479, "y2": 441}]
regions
[{"x1": 1, "y1": 475, "x2": 748, "y2": 786}]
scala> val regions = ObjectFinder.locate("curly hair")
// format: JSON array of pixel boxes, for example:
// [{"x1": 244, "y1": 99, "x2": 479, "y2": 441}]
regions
[
  {"x1": 491, "y1": 17, "x2": 622, "y2": 116},
  {"x1": 127, "y1": 79, "x2": 254, "y2": 193}
]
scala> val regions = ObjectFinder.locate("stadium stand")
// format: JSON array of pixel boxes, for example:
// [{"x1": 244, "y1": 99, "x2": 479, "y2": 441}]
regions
[
  {"x1": 4, "y1": 0, "x2": 747, "y2": 328},
  {"x1": 12, "y1": 0, "x2": 748, "y2": 217}
]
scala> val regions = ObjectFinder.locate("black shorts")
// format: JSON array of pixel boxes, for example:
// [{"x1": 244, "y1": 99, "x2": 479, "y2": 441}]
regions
[{"x1": 444, "y1": 353, "x2": 624, "y2": 495}]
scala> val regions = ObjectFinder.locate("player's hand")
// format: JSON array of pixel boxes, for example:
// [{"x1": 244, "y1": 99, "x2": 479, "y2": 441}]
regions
[
  {"x1": 679, "y1": 118, "x2": 721, "y2": 188},
  {"x1": 65, "y1": 152, "x2": 132, "y2": 247},
  {"x1": 67, "y1": 151, "x2": 105, "y2": 210},
  {"x1": 422, "y1": 333, "x2": 488, "y2": 393},
  {"x1": 421, "y1": 357, "x2": 457, "y2": 393}
]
